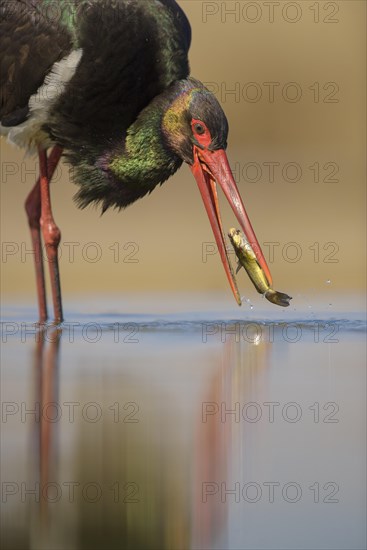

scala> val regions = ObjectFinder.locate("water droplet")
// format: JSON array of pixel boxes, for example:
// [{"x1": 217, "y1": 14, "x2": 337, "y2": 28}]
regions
[{"x1": 326, "y1": 279, "x2": 331, "y2": 285}]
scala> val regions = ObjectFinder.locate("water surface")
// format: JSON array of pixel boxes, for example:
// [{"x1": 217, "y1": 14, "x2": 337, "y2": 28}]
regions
[{"x1": 1, "y1": 293, "x2": 366, "y2": 549}]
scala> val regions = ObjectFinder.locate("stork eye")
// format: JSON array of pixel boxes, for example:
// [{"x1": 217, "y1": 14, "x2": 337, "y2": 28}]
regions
[
  {"x1": 194, "y1": 123, "x2": 205, "y2": 135},
  {"x1": 191, "y1": 119, "x2": 212, "y2": 148}
]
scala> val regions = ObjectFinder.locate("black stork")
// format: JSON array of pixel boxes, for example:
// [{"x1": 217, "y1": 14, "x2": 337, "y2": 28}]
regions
[{"x1": 0, "y1": 0, "x2": 273, "y2": 323}]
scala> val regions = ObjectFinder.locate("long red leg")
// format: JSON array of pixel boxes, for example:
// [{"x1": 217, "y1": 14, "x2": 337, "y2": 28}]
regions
[
  {"x1": 25, "y1": 147, "x2": 63, "y2": 323},
  {"x1": 39, "y1": 147, "x2": 64, "y2": 323},
  {"x1": 25, "y1": 182, "x2": 47, "y2": 323}
]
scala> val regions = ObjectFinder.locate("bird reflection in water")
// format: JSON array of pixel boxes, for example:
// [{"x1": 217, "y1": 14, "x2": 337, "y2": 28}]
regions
[
  {"x1": 29, "y1": 326, "x2": 61, "y2": 542},
  {"x1": 193, "y1": 330, "x2": 271, "y2": 549},
  {"x1": 25, "y1": 326, "x2": 269, "y2": 549}
]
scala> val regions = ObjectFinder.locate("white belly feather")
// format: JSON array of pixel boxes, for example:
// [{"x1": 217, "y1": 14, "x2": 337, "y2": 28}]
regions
[{"x1": 0, "y1": 49, "x2": 83, "y2": 154}]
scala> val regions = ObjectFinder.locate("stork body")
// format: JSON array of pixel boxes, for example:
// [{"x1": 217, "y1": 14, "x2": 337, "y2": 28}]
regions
[{"x1": 1, "y1": 0, "x2": 272, "y2": 322}]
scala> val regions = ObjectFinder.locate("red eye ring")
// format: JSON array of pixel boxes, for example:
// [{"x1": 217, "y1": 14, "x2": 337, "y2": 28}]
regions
[{"x1": 191, "y1": 119, "x2": 212, "y2": 148}]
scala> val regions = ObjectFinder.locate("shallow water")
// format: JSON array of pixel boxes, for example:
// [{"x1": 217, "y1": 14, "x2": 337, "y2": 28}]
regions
[{"x1": 1, "y1": 293, "x2": 366, "y2": 550}]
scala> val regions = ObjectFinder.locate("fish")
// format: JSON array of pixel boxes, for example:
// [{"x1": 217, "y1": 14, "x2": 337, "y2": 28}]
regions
[{"x1": 228, "y1": 228, "x2": 292, "y2": 307}]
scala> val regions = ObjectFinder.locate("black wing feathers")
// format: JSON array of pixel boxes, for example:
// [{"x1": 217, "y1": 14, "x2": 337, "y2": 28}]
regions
[
  {"x1": 1, "y1": 0, "x2": 192, "y2": 155},
  {"x1": 0, "y1": 0, "x2": 72, "y2": 124},
  {"x1": 47, "y1": 0, "x2": 191, "y2": 155}
]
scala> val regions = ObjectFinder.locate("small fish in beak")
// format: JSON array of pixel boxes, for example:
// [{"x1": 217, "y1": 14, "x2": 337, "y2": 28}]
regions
[
  {"x1": 191, "y1": 145, "x2": 273, "y2": 306},
  {"x1": 228, "y1": 228, "x2": 292, "y2": 307}
]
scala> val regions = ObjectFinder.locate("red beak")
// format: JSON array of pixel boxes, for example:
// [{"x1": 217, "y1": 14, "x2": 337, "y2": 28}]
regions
[{"x1": 191, "y1": 146, "x2": 272, "y2": 306}]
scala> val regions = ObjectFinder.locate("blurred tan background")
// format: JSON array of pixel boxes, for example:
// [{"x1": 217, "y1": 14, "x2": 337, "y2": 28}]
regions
[{"x1": 1, "y1": 0, "x2": 366, "y2": 302}]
